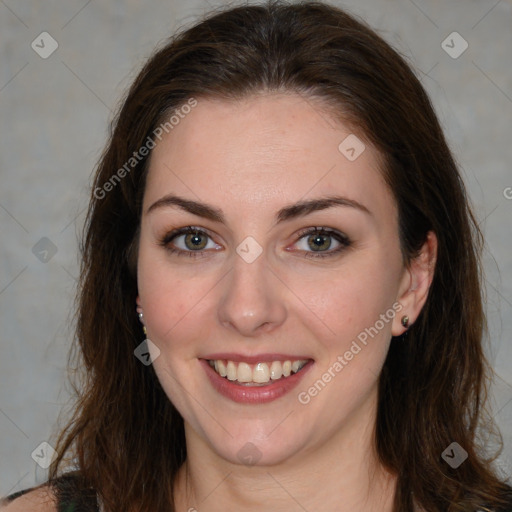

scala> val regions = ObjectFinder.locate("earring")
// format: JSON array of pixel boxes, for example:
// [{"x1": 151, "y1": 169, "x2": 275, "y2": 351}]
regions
[
  {"x1": 401, "y1": 315, "x2": 409, "y2": 328},
  {"x1": 137, "y1": 307, "x2": 147, "y2": 335}
]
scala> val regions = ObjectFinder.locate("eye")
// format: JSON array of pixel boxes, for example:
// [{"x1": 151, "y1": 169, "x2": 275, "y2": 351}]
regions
[
  {"x1": 293, "y1": 227, "x2": 351, "y2": 259},
  {"x1": 159, "y1": 226, "x2": 220, "y2": 258},
  {"x1": 159, "y1": 225, "x2": 351, "y2": 260}
]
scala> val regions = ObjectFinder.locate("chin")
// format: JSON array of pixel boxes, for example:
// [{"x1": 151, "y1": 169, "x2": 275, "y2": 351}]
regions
[{"x1": 200, "y1": 420, "x2": 311, "y2": 468}]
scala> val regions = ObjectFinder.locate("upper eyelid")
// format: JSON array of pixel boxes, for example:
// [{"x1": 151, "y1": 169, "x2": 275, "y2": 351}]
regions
[{"x1": 296, "y1": 226, "x2": 349, "y2": 239}]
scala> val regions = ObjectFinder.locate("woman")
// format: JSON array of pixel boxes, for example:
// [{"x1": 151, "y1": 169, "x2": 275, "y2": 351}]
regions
[{"x1": 2, "y1": 1, "x2": 511, "y2": 511}]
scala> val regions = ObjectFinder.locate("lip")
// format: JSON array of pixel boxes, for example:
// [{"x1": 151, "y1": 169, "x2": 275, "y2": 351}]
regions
[
  {"x1": 200, "y1": 357, "x2": 314, "y2": 404},
  {"x1": 202, "y1": 353, "x2": 312, "y2": 364}
]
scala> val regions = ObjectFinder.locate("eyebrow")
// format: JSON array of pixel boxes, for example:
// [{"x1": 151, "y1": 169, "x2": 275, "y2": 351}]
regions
[{"x1": 146, "y1": 193, "x2": 372, "y2": 224}]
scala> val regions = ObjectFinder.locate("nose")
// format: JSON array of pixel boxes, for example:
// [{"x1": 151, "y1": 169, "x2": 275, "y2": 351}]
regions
[{"x1": 217, "y1": 251, "x2": 287, "y2": 338}]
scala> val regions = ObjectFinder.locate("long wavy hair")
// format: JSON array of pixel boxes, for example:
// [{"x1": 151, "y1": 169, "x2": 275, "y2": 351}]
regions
[{"x1": 49, "y1": 1, "x2": 511, "y2": 511}]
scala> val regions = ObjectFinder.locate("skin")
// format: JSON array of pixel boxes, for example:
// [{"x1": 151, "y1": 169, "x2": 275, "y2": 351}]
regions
[
  {"x1": 135, "y1": 93, "x2": 437, "y2": 512},
  {"x1": 1, "y1": 487, "x2": 56, "y2": 511}
]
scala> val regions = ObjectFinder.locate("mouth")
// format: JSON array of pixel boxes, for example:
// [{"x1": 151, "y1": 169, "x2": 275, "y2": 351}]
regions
[
  {"x1": 207, "y1": 358, "x2": 310, "y2": 386},
  {"x1": 201, "y1": 355, "x2": 314, "y2": 404}
]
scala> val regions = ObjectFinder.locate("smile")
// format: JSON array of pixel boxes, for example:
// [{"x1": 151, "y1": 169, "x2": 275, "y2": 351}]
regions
[
  {"x1": 207, "y1": 359, "x2": 310, "y2": 386},
  {"x1": 201, "y1": 353, "x2": 314, "y2": 403}
]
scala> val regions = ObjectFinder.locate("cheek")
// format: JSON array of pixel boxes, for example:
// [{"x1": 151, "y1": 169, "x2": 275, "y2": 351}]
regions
[
  {"x1": 302, "y1": 266, "x2": 398, "y2": 398},
  {"x1": 137, "y1": 248, "x2": 213, "y2": 348},
  {"x1": 301, "y1": 259, "x2": 399, "y2": 341},
  {"x1": 142, "y1": 281, "x2": 210, "y2": 348}
]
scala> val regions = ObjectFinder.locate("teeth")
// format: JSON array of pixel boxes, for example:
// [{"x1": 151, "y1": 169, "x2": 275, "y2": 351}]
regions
[
  {"x1": 209, "y1": 358, "x2": 308, "y2": 384},
  {"x1": 237, "y1": 362, "x2": 252, "y2": 383},
  {"x1": 217, "y1": 360, "x2": 227, "y2": 377},
  {"x1": 270, "y1": 361, "x2": 283, "y2": 380},
  {"x1": 253, "y1": 362, "x2": 270, "y2": 383},
  {"x1": 291, "y1": 360, "x2": 301, "y2": 373},
  {"x1": 226, "y1": 361, "x2": 237, "y2": 381}
]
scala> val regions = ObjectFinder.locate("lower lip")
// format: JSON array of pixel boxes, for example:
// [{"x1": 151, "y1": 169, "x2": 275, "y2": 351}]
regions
[{"x1": 201, "y1": 359, "x2": 313, "y2": 404}]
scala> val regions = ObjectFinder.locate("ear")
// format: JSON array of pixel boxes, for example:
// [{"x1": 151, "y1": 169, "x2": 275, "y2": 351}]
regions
[
  {"x1": 136, "y1": 295, "x2": 143, "y2": 314},
  {"x1": 392, "y1": 231, "x2": 437, "y2": 336}
]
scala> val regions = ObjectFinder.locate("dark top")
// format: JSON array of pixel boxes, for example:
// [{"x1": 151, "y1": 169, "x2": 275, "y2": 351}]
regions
[
  {"x1": 2, "y1": 472, "x2": 512, "y2": 511},
  {"x1": 1, "y1": 472, "x2": 99, "y2": 511}
]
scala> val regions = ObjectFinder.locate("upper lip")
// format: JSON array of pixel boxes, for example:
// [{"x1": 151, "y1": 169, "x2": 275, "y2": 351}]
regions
[{"x1": 202, "y1": 353, "x2": 313, "y2": 364}]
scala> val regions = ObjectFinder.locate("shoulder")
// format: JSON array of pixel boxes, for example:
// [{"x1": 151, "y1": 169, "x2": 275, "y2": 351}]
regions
[
  {"x1": 0, "y1": 485, "x2": 57, "y2": 511},
  {"x1": 1, "y1": 472, "x2": 98, "y2": 512},
  {"x1": 486, "y1": 484, "x2": 512, "y2": 512},
  {"x1": 500, "y1": 485, "x2": 512, "y2": 511}
]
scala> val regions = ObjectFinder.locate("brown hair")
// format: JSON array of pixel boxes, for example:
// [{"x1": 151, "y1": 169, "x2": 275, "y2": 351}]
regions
[{"x1": 49, "y1": 1, "x2": 511, "y2": 511}]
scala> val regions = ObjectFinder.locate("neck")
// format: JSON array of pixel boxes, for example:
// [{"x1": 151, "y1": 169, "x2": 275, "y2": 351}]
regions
[{"x1": 173, "y1": 390, "x2": 397, "y2": 512}]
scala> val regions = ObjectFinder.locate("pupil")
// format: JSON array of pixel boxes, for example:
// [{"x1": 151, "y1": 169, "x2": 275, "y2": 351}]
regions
[
  {"x1": 186, "y1": 232, "x2": 206, "y2": 250},
  {"x1": 310, "y1": 233, "x2": 330, "y2": 251}
]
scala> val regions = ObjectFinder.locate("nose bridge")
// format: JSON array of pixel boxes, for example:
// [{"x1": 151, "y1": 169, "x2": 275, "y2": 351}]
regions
[{"x1": 217, "y1": 247, "x2": 287, "y2": 336}]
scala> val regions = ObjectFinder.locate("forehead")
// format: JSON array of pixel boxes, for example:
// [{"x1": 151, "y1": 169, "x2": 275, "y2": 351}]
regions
[{"x1": 143, "y1": 93, "x2": 395, "y2": 225}]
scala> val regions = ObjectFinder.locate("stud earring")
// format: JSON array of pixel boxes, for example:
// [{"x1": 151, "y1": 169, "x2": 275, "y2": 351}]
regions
[
  {"x1": 137, "y1": 307, "x2": 147, "y2": 335},
  {"x1": 401, "y1": 315, "x2": 409, "y2": 328}
]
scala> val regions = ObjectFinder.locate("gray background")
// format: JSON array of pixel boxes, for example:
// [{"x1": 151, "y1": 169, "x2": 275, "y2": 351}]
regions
[{"x1": 1, "y1": 0, "x2": 511, "y2": 496}]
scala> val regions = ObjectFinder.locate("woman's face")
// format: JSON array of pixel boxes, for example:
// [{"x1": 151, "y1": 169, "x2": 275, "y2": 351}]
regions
[{"x1": 137, "y1": 93, "x2": 413, "y2": 466}]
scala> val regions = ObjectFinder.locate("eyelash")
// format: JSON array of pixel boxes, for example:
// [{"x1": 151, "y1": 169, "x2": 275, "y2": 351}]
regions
[{"x1": 159, "y1": 226, "x2": 351, "y2": 260}]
